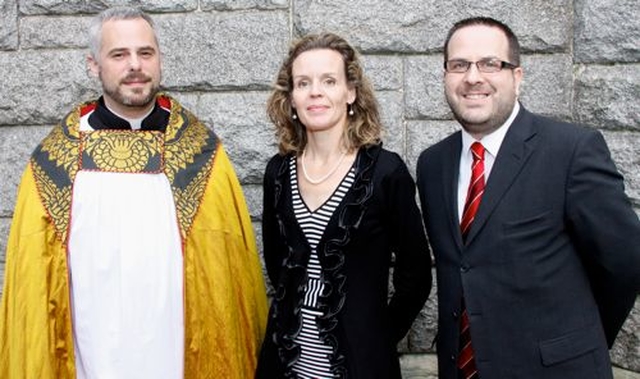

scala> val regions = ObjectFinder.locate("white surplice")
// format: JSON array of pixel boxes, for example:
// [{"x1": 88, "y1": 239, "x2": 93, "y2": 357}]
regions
[{"x1": 68, "y1": 113, "x2": 184, "y2": 379}]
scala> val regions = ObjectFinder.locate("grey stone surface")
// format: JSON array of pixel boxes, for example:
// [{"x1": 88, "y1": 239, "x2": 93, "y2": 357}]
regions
[
  {"x1": 19, "y1": 0, "x2": 108, "y2": 15},
  {"x1": 574, "y1": 0, "x2": 640, "y2": 63},
  {"x1": 19, "y1": 0, "x2": 198, "y2": 14},
  {"x1": 404, "y1": 55, "x2": 450, "y2": 121},
  {"x1": 0, "y1": 50, "x2": 100, "y2": 126},
  {"x1": 507, "y1": 1, "x2": 573, "y2": 53},
  {"x1": 518, "y1": 54, "x2": 573, "y2": 120},
  {"x1": 0, "y1": 0, "x2": 18, "y2": 50},
  {"x1": 243, "y1": 184, "x2": 263, "y2": 221},
  {"x1": 601, "y1": 131, "x2": 640, "y2": 207},
  {"x1": 406, "y1": 277, "x2": 438, "y2": 352},
  {"x1": 574, "y1": 64, "x2": 640, "y2": 131},
  {"x1": 362, "y1": 55, "x2": 404, "y2": 91},
  {"x1": 614, "y1": 366, "x2": 640, "y2": 379},
  {"x1": 197, "y1": 91, "x2": 276, "y2": 183},
  {"x1": 115, "y1": 0, "x2": 198, "y2": 13},
  {"x1": 0, "y1": 126, "x2": 52, "y2": 216},
  {"x1": 406, "y1": 120, "x2": 461, "y2": 175},
  {"x1": 400, "y1": 353, "x2": 438, "y2": 379},
  {"x1": 0, "y1": 218, "x2": 8, "y2": 273},
  {"x1": 294, "y1": 0, "x2": 571, "y2": 54},
  {"x1": 20, "y1": 15, "x2": 92, "y2": 49},
  {"x1": 157, "y1": 12, "x2": 289, "y2": 91},
  {"x1": 0, "y1": 218, "x2": 7, "y2": 248},
  {"x1": 612, "y1": 305, "x2": 640, "y2": 371},
  {"x1": 377, "y1": 91, "x2": 405, "y2": 156},
  {"x1": 201, "y1": 0, "x2": 287, "y2": 11},
  {"x1": 295, "y1": 0, "x2": 452, "y2": 53},
  {"x1": 360, "y1": 57, "x2": 405, "y2": 155}
]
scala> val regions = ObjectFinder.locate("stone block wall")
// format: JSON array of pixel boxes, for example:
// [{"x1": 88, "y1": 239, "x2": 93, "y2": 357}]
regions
[{"x1": 0, "y1": 0, "x2": 638, "y2": 374}]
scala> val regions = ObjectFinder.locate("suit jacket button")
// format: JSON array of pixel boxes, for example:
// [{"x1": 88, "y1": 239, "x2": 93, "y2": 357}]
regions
[
  {"x1": 450, "y1": 354, "x2": 456, "y2": 361},
  {"x1": 460, "y1": 264, "x2": 470, "y2": 272},
  {"x1": 452, "y1": 311, "x2": 459, "y2": 319}
]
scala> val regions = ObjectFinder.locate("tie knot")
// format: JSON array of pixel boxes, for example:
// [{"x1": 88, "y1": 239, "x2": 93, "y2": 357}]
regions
[{"x1": 471, "y1": 142, "x2": 485, "y2": 162}]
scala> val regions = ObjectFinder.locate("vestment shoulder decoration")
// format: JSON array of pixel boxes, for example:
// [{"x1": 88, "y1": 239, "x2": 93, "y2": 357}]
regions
[
  {"x1": 29, "y1": 95, "x2": 219, "y2": 243},
  {"x1": 163, "y1": 97, "x2": 219, "y2": 238},
  {"x1": 30, "y1": 100, "x2": 88, "y2": 244}
]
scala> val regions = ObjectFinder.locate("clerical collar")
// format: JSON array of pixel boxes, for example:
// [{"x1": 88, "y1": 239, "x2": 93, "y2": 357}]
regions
[{"x1": 88, "y1": 96, "x2": 170, "y2": 132}]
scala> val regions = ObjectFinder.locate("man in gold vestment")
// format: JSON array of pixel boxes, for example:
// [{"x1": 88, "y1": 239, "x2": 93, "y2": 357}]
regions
[{"x1": 0, "y1": 6, "x2": 267, "y2": 378}]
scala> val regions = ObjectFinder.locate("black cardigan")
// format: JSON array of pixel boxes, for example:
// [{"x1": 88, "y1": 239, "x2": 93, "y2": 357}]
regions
[{"x1": 255, "y1": 144, "x2": 432, "y2": 378}]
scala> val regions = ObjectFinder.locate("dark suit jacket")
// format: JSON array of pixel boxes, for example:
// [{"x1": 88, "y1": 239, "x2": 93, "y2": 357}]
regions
[
  {"x1": 416, "y1": 105, "x2": 640, "y2": 379},
  {"x1": 256, "y1": 144, "x2": 432, "y2": 378}
]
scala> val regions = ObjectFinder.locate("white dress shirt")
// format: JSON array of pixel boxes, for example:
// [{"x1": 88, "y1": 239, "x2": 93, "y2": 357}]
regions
[{"x1": 457, "y1": 102, "x2": 520, "y2": 222}]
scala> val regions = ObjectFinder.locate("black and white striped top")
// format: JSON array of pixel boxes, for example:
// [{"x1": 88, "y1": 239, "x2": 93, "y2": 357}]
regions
[{"x1": 289, "y1": 156, "x2": 355, "y2": 379}]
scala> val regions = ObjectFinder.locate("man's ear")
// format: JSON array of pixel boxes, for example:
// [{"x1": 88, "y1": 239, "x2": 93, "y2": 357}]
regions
[
  {"x1": 513, "y1": 66, "x2": 524, "y2": 98},
  {"x1": 87, "y1": 55, "x2": 100, "y2": 78}
]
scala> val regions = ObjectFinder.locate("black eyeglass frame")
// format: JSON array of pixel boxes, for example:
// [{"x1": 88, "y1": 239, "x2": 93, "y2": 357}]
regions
[{"x1": 444, "y1": 58, "x2": 519, "y2": 73}]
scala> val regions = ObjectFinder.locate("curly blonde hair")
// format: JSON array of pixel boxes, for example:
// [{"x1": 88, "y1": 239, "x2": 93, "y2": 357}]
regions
[{"x1": 267, "y1": 32, "x2": 383, "y2": 155}]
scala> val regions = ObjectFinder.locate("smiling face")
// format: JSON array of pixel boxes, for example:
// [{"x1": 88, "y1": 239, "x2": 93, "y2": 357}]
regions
[
  {"x1": 290, "y1": 48, "x2": 356, "y2": 136},
  {"x1": 444, "y1": 24, "x2": 523, "y2": 138},
  {"x1": 88, "y1": 17, "x2": 162, "y2": 118}
]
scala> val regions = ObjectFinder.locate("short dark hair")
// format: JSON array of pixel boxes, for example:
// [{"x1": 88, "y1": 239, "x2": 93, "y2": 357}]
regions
[{"x1": 443, "y1": 17, "x2": 521, "y2": 66}]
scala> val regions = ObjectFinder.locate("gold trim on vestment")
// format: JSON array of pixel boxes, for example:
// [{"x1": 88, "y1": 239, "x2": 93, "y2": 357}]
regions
[{"x1": 30, "y1": 95, "x2": 218, "y2": 243}]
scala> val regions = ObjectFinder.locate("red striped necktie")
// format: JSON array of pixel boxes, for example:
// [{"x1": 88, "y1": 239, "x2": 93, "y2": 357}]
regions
[
  {"x1": 458, "y1": 141, "x2": 485, "y2": 379},
  {"x1": 460, "y1": 142, "x2": 485, "y2": 241}
]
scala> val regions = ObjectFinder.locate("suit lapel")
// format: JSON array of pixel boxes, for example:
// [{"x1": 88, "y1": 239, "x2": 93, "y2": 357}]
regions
[
  {"x1": 464, "y1": 107, "x2": 538, "y2": 245},
  {"x1": 442, "y1": 133, "x2": 465, "y2": 250}
]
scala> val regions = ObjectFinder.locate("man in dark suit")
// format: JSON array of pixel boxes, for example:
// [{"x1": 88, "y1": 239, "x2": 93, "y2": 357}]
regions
[{"x1": 416, "y1": 16, "x2": 640, "y2": 379}]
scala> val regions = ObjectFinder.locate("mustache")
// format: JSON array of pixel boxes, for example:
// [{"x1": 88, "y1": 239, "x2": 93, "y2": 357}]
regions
[{"x1": 122, "y1": 73, "x2": 151, "y2": 83}]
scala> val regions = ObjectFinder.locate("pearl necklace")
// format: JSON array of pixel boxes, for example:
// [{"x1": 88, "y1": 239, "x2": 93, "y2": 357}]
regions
[{"x1": 301, "y1": 148, "x2": 347, "y2": 185}]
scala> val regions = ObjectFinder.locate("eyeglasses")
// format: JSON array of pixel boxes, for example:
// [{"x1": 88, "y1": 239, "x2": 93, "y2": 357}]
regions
[{"x1": 445, "y1": 58, "x2": 518, "y2": 73}]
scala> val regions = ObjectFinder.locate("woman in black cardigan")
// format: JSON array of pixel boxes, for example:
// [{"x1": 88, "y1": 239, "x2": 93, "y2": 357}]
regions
[{"x1": 255, "y1": 32, "x2": 432, "y2": 379}]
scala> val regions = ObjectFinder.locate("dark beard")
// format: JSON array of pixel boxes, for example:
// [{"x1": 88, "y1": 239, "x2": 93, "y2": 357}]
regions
[{"x1": 103, "y1": 83, "x2": 160, "y2": 108}]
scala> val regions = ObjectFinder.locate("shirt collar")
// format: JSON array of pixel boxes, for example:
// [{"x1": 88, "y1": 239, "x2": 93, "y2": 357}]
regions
[
  {"x1": 88, "y1": 96, "x2": 170, "y2": 132},
  {"x1": 461, "y1": 101, "x2": 520, "y2": 158}
]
